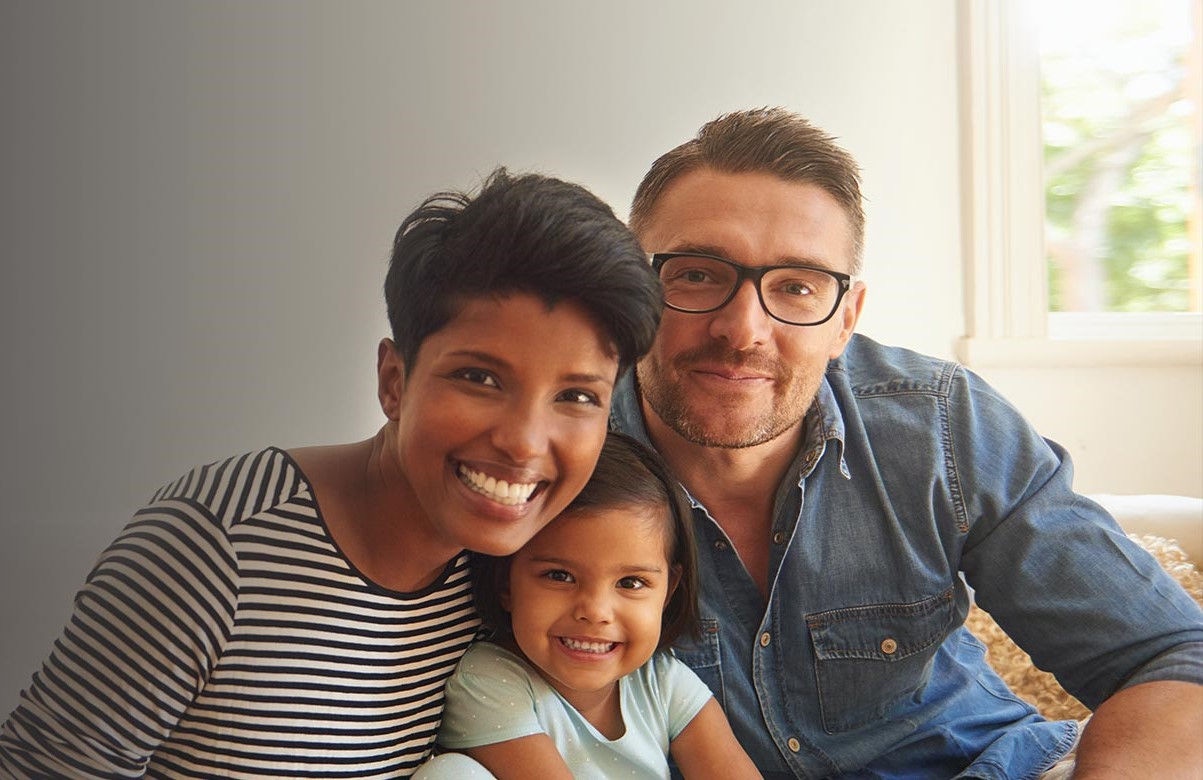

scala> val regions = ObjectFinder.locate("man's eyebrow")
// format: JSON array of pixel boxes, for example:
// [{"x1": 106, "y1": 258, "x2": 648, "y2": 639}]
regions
[{"x1": 665, "y1": 245, "x2": 841, "y2": 272}]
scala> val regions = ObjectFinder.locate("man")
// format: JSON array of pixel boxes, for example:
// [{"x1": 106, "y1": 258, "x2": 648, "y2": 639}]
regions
[{"x1": 611, "y1": 107, "x2": 1203, "y2": 778}]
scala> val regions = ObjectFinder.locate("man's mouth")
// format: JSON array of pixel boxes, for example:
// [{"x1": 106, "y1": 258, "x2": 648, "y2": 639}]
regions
[
  {"x1": 559, "y1": 637, "x2": 618, "y2": 654},
  {"x1": 457, "y1": 464, "x2": 539, "y2": 506}
]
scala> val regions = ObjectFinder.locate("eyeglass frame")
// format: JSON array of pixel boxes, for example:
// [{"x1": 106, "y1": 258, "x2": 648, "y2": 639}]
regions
[{"x1": 649, "y1": 252, "x2": 853, "y2": 327}]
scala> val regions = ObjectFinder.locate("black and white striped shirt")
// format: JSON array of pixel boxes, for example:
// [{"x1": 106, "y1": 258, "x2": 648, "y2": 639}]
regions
[{"x1": 0, "y1": 447, "x2": 480, "y2": 778}]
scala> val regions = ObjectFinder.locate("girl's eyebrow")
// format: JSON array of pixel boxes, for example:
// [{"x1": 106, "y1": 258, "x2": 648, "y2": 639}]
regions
[{"x1": 527, "y1": 555, "x2": 665, "y2": 574}]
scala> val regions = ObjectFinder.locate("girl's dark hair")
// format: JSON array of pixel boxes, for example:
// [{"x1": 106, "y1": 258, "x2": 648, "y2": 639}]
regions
[
  {"x1": 385, "y1": 167, "x2": 662, "y2": 376},
  {"x1": 472, "y1": 431, "x2": 700, "y2": 651}
]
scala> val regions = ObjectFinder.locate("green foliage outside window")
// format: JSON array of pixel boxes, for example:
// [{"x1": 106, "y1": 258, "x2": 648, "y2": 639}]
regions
[{"x1": 1040, "y1": 0, "x2": 1200, "y2": 313}]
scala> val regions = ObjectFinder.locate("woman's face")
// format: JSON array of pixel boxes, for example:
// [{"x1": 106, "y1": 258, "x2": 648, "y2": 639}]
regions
[{"x1": 378, "y1": 293, "x2": 619, "y2": 560}]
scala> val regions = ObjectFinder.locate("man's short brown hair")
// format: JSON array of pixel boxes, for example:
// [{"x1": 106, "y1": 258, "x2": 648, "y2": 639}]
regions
[{"x1": 629, "y1": 107, "x2": 865, "y2": 273}]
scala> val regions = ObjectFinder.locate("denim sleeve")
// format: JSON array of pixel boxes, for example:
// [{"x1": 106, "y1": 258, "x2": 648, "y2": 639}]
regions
[{"x1": 950, "y1": 366, "x2": 1203, "y2": 709}]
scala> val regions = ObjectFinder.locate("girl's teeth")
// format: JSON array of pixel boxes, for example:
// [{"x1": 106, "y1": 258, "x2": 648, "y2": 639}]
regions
[
  {"x1": 457, "y1": 465, "x2": 537, "y2": 505},
  {"x1": 560, "y1": 637, "x2": 617, "y2": 654}
]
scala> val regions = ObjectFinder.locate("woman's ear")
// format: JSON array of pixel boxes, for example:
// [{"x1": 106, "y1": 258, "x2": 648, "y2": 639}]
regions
[{"x1": 377, "y1": 339, "x2": 406, "y2": 420}]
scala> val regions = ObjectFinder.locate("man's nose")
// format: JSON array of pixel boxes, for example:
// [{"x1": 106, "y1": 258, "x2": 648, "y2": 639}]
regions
[{"x1": 708, "y1": 278, "x2": 773, "y2": 349}]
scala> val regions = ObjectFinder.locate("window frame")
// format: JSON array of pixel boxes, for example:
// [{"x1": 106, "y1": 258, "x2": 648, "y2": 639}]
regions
[{"x1": 955, "y1": 0, "x2": 1202, "y2": 368}]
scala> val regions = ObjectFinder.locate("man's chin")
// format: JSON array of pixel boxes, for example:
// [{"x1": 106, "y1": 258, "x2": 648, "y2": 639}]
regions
[{"x1": 673, "y1": 413, "x2": 790, "y2": 449}]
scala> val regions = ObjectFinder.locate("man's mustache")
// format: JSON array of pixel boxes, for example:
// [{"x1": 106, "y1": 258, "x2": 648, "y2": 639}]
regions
[{"x1": 671, "y1": 343, "x2": 787, "y2": 379}]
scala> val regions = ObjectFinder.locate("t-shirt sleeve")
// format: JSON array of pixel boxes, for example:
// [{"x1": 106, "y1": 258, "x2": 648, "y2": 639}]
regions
[
  {"x1": 657, "y1": 652, "x2": 715, "y2": 741},
  {"x1": 436, "y1": 643, "x2": 548, "y2": 749},
  {"x1": 0, "y1": 500, "x2": 239, "y2": 778}
]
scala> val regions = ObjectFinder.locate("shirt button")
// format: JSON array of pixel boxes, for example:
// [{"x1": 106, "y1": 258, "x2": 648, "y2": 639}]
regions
[
  {"x1": 759, "y1": 632, "x2": 771, "y2": 647},
  {"x1": 772, "y1": 531, "x2": 786, "y2": 545},
  {"x1": 713, "y1": 540, "x2": 728, "y2": 551},
  {"x1": 787, "y1": 737, "x2": 801, "y2": 753},
  {"x1": 880, "y1": 637, "x2": 898, "y2": 654}
]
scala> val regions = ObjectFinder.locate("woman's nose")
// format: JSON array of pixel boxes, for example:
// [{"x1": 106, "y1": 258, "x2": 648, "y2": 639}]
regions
[{"x1": 490, "y1": 401, "x2": 550, "y2": 462}]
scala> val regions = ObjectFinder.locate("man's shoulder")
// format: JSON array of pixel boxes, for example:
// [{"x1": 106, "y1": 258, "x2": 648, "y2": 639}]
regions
[{"x1": 828, "y1": 334, "x2": 963, "y2": 398}]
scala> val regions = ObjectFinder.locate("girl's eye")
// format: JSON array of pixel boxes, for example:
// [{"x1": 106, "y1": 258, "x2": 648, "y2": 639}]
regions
[
  {"x1": 556, "y1": 388, "x2": 601, "y2": 406},
  {"x1": 617, "y1": 576, "x2": 649, "y2": 590},
  {"x1": 543, "y1": 569, "x2": 574, "y2": 583},
  {"x1": 452, "y1": 367, "x2": 500, "y2": 387}
]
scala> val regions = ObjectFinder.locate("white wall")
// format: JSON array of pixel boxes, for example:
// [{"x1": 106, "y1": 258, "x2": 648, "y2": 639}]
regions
[{"x1": 1, "y1": 0, "x2": 1198, "y2": 717}]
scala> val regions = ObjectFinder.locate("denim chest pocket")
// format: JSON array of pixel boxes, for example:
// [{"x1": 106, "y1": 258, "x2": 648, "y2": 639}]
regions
[
  {"x1": 672, "y1": 618, "x2": 724, "y2": 708},
  {"x1": 807, "y1": 586, "x2": 956, "y2": 734}
]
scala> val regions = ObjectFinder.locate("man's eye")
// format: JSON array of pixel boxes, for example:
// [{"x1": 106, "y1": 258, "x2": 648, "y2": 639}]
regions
[
  {"x1": 617, "y1": 576, "x2": 649, "y2": 590},
  {"x1": 778, "y1": 280, "x2": 815, "y2": 297},
  {"x1": 557, "y1": 388, "x2": 601, "y2": 406}
]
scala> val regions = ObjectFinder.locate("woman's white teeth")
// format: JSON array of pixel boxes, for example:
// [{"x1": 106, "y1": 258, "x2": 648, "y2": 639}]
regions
[
  {"x1": 560, "y1": 637, "x2": 616, "y2": 653},
  {"x1": 458, "y1": 465, "x2": 537, "y2": 505}
]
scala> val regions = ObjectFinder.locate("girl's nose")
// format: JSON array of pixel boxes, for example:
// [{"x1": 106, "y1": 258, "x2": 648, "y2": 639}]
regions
[{"x1": 572, "y1": 586, "x2": 613, "y2": 624}]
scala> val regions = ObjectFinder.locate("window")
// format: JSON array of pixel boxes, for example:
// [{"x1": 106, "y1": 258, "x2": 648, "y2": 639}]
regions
[{"x1": 958, "y1": 0, "x2": 1202, "y2": 366}]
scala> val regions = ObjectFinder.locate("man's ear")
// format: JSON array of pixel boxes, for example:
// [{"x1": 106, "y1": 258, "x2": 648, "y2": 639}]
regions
[
  {"x1": 377, "y1": 339, "x2": 406, "y2": 421},
  {"x1": 829, "y1": 280, "x2": 866, "y2": 360}
]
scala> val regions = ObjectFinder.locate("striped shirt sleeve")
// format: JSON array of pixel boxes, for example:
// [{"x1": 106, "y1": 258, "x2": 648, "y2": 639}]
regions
[{"x1": 0, "y1": 499, "x2": 239, "y2": 778}]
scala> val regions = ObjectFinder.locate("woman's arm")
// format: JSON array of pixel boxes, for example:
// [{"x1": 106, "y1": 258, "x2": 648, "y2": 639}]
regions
[
  {"x1": 0, "y1": 503, "x2": 238, "y2": 777},
  {"x1": 669, "y1": 698, "x2": 760, "y2": 779}
]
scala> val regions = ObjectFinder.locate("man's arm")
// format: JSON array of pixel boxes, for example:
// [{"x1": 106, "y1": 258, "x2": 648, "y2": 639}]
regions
[{"x1": 1072, "y1": 680, "x2": 1203, "y2": 779}]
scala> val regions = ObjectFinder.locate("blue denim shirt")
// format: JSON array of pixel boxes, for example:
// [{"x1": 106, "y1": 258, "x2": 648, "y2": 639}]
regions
[{"x1": 611, "y1": 334, "x2": 1203, "y2": 779}]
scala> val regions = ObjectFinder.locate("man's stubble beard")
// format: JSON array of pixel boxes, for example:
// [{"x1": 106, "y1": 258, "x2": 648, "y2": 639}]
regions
[{"x1": 635, "y1": 345, "x2": 820, "y2": 450}]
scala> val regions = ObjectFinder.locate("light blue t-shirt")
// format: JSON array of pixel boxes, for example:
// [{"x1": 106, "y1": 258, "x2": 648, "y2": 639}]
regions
[{"x1": 434, "y1": 641, "x2": 713, "y2": 778}]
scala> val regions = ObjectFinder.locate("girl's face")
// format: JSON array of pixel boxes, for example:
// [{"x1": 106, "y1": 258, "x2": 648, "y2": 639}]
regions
[
  {"x1": 502, "y1": 503, "x2": 679, "y2": 711},
  {"x1": 377, "y1": 293, "x2": 619, "y2": 560}
]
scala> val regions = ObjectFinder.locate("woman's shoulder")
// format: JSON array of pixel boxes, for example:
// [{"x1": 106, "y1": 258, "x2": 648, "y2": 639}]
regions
[{"x1": 144, "y1": 446, "x2": 309, "y2": 530}]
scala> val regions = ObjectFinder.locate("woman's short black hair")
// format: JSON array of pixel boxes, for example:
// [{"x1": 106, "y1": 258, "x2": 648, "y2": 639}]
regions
[
  {"x1": 384, "y1": 167, "x2": 662, "y2": 375},
  {"x1": 472, "y1": 431, "x2": 700, "y2": 651}
]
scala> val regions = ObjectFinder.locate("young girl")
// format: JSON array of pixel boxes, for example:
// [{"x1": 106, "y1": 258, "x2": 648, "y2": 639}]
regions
[{"x1": 416, "y1": 432, "x2": 759, "y2": 779}]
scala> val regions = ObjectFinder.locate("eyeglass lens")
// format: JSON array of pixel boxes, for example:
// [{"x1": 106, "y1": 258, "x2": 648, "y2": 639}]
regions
[{"x1": 658, "y1": 255, "x2": 842, "y2": 325}]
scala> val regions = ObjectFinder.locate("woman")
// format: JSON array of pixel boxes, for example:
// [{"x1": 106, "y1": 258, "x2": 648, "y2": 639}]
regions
[{"x1": 0, "y1": 168, "x2": 662, "y2": 779}]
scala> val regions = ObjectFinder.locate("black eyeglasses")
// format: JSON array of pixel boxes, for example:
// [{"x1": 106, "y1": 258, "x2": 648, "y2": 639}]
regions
[{"x1": 650, "y1": 253, "x2": 852, "y2": 326}]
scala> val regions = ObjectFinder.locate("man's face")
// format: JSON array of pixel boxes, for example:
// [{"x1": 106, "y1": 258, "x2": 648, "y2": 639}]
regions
[{"x1": 635, "y1": 168, "x2": 864, "y2": 449}]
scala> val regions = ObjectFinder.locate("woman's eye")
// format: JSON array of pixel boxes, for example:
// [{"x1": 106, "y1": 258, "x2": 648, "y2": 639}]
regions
[
  {"x1": 557, "y1": 388, "x2": 601, "y2": 406},
  {"x1": 617, "y1": 576, "x2": 649, "y2": 590},
  {"x1": 452, "y1": 368, "x2": 500, "y2": 387}
]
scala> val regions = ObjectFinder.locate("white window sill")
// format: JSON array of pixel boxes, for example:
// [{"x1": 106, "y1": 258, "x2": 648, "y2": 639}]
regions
[{"x1": 955, "y1": 335, "x2": 1203, "y2": 368}]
